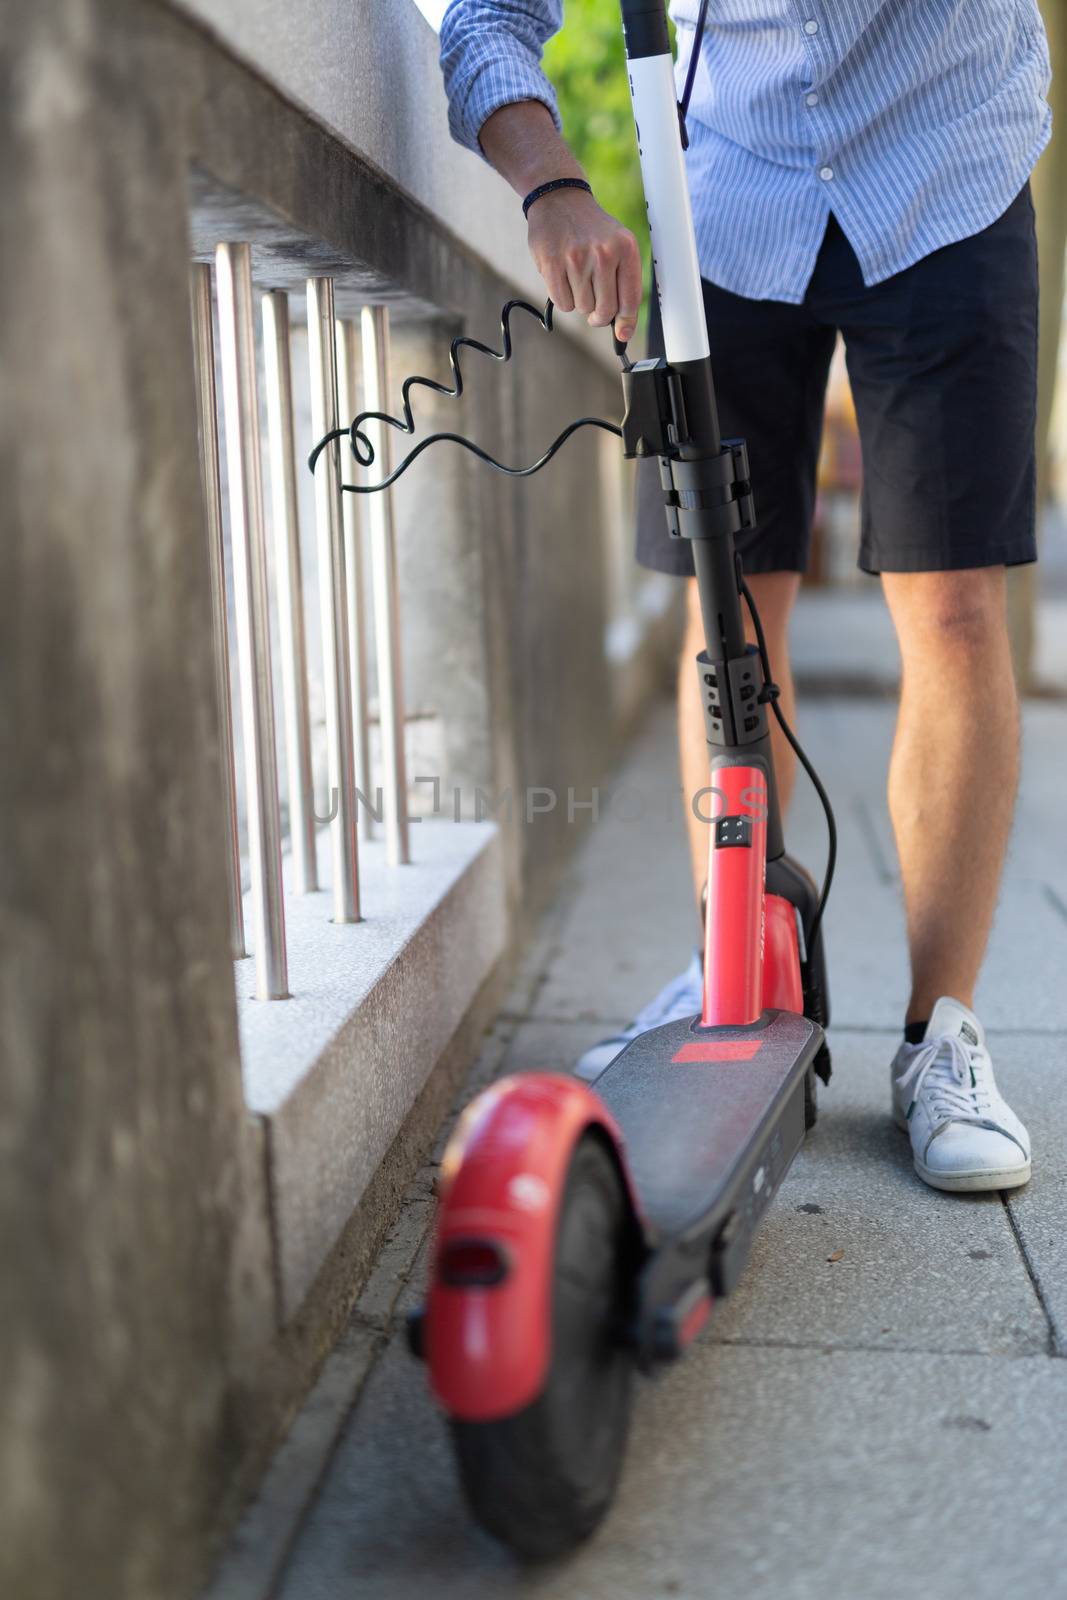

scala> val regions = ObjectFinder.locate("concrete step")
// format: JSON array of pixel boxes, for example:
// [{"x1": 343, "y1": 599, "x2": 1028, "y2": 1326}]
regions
[{"x1": 238, "y1": 820, "x2": 505, "y2": 1319}]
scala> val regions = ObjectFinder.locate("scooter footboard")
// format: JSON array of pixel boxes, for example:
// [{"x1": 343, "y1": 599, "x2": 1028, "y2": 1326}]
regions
[
  {"x1": 595, "y1": 1010, "x2": 822, "y2": 1249},
  {"x1": 423, "y1": 1074, "x2": 634, "y2": 1421},
  {"x1": 595, "y1": 1009, "x2": 823, "y2": 1361}
]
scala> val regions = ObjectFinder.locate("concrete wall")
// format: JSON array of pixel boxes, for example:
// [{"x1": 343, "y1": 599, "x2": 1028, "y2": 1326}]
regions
[
  {"x1": 0, "y1": 3, "x2": 672, "y2": 1598},
  {"x1": 172, "y1": 0, "x2": 570, "y2": 324},
  {"x1": 0, "y1": 5, "x2": 274, "y2": 1597}
]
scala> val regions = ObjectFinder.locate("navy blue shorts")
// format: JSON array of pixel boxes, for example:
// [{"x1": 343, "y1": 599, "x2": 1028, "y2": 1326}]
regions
[{"x1": 635, "y1": 186, "x2": 1039, "y2": 577}]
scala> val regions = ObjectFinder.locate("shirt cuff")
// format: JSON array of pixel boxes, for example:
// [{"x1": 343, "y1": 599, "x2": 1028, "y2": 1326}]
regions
[{"x1": 450, "y1": 57, "x2": 562, "y2": 158}]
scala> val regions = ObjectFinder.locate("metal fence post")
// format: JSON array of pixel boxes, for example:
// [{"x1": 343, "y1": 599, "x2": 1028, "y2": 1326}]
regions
[
  {"x1": 307, "y1": 276, "x2": 361, "y2": 921},
  {"x1": 214, "y1": 243, "x2": 289, "y2": 999},
  {"x1": 361, "y1": 305, "x2": 410, "y2": 866},
  {"x1": 189, "y1": 262, "x2": 246, "y2": 961},
  {"x1": 335, "y1": 317, "x2": 374, "y2": 842},
  {"x1": 262, "y1": 290, "x2": 318, "y2": 894}
]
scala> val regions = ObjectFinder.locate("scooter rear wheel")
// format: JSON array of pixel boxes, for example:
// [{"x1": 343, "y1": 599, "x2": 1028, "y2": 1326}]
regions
[
  {"x1": 450, "y1": 1133, "x2": 634, "y2": 1559},
  {"x1": 804, "y1": 1063, "x2": 818, "y2": 1130}
]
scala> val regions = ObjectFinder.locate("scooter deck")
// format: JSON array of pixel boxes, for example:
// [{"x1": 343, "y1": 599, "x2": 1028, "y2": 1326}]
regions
[{"x1": 594, "y1": 1009, "x2": 821, "y2": 1254}]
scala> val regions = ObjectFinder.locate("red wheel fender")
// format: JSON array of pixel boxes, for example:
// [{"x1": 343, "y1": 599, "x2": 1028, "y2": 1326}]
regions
[
  {"x1": 761, "y1": 892, "x2": 804, "y2": 1015},
  {"x1": 425, "y1": 1073, "x2": 635, "y2": 1421}
]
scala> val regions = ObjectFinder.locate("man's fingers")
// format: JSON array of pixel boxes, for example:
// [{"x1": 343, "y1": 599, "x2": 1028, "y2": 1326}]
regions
[
  {"x1": 530, "y1": 213, "x2": 641, "y2": 332},
  {"x1": 566, "y1": 252, "x2": 596, "y2": 316},
  {"x1": 538, "y1": 254, "x2": 574, "y2": 312},
  {"x1": 587, "y1": 246, "x2": 619, "y2": 328},
  {"x1": 546, "y1": 268, "x2": 575, "y2": 313},
  {"x1": 614, "y1": 233, "x2": 643, "y2": 342}
]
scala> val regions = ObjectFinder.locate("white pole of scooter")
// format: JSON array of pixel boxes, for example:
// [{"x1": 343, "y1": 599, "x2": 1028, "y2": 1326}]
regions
[{"x1": 625, "y1": 45, "x2": 709, "y2": 365}]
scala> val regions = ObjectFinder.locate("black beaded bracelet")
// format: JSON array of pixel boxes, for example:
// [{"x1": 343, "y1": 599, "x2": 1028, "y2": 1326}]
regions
[{"x1": 522, "y1": 178, "x2": 593, "y2": 218}]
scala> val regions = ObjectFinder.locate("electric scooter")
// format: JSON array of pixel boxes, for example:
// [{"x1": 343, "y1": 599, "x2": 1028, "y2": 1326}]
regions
[{"x1": 310, "y1": 0, "x2": 835, "y2": 1560}]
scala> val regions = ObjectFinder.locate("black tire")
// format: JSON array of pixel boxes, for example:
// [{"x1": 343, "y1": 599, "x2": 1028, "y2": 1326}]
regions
[
  {"x1": 804, "y1": 1063, "x2": 818, "y2": 1130},
  {"x1": 450, "y1": 1134, "x2": 634, "y2": 1560}
]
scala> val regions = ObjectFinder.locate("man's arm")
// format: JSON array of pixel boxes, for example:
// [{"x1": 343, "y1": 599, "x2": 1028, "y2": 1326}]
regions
[
  {"x1": 480, "y1": 101, "x2": 642, "y2": 342},
  {"x1": 439, "y1": 3, "x2": 642, "y2": 342}
]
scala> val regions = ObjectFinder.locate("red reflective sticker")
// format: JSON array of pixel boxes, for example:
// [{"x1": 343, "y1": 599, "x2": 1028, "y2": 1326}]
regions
[
  {"x1": 671, "y1": 1039, "x2": 764, "y2": 1064},
  {"x1": 679, "y1": 1293, "x2": 713, "y2": 1346}
]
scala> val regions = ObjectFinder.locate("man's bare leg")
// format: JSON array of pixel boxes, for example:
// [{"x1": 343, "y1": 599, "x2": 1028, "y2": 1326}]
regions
[
  {"x1": 881, "y1": 568, "x2": 1019, "y2": 1022},
  {"x1": 678, "y1": 571, "x2": 802, "y2": 908}
]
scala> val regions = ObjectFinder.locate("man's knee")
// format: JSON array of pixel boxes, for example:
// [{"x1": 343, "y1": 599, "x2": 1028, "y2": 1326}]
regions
[{"x1": 885, "y1": 567, "x2": 1009, "y2": 655}]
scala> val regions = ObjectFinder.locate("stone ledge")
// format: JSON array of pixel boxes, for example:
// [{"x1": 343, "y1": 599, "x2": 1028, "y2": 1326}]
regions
[
  {"x1": 171, "y1": 0, "x2": 614, "y2": 372},
  {"x1": 237, "y1": 820, "x2": 505, "y2": 1319}
]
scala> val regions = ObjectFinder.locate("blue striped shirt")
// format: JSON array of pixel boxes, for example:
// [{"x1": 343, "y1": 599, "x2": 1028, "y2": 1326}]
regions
[{"x1": 439, "y1": 1, "x2": 1052, "y2": 304}]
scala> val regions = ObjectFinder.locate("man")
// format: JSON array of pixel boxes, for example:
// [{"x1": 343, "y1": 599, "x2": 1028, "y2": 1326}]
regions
[{"x1": 439, "y1": 1, "x2": 1051, "y2": 1193}]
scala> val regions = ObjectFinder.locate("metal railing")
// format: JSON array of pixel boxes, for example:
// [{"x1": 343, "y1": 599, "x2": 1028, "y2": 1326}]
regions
[
  {"x1": 214, "y1": 242, "x2": 289, "y2": 1001},
  {"x1": 263, "y1": 289, "x2": 318, "y2": 897},
  {"x1": 361, "y1": 307, "x2": 411, "y2": 868},
  {"x1": 189, "y1": 250, "x2": 412, "y2": 999},
  {"x1": 307, "y1": 274, "x2": 361, "y2": 928},
  {"x1": 190, "y1": 263, "x2": 246, "y2": 963},
  {"x1": 336, "y1": 318, "x2": 374, "y2": 843}
]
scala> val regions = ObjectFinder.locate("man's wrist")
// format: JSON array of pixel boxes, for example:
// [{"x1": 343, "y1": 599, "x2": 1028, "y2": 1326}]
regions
[
  {"x1": 522, "y1": 178, "x2": 593, "y2": 218},
  {"x1": 510, "y1": 153, "x2": 586, "y2": 195}
]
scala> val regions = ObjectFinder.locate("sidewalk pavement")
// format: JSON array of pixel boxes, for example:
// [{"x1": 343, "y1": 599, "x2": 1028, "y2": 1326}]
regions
[{"x1": 212, "y1": 593, "x2": 1067, "y2": 1600}]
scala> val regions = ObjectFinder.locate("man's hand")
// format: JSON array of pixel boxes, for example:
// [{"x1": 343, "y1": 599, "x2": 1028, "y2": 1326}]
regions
[
  {"x1": 527, "y1": 188, "x2": 642, "y2": 343},
  {"x1": 480, "y1": 100, "x2": 643, "y2": 345}
]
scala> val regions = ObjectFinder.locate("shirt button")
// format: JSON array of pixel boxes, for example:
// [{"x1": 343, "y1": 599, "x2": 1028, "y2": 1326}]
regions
[
  {"x1": 805, "y1": 91, "x2": 820, "y2": 107},
  {"x1": 818, "y1": 164, "x2": 834, "y2": 181},
  {"x1": 803, "y1": 18, "x2": 819, "y2": 34}
]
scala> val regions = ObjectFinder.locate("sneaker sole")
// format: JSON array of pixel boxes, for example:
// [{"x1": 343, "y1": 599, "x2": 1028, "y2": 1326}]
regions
[
  {"x1": 912, "y1": 1157, "x2": 1031, "y2": 1193},
  {"x1": 893, "y1": 1112, "x2": 1031, "y2": 1193}
]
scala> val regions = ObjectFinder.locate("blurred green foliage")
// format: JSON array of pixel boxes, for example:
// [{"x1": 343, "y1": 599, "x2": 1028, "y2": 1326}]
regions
[{"x1": 544, "y1": 0, "x2": 675, "y2": 270}]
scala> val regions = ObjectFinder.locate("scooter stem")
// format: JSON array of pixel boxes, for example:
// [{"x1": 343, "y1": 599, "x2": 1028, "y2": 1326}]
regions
[{"x1": 620, "y1": 0, "x2": 785, "y2": 865}]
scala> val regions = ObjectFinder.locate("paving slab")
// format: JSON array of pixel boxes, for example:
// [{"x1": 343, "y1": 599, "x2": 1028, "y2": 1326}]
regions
[
  {"x1": 525, "y1": 697, "x2": 1067, "y2": 1035},
  {"x1": 790, "y1": 584, "x2": 900, "y2": 692},
  {"x1": 1014, "y1": 701, "x2": 1067, "y2": 901},
  {"x1": 815, "y1": 875, "x2": 1067, "y2": 1033},
  {"x1": 1001, "y1": 1034, "x2": 1067, "y2": 1356},
  {"x1": 221, "y1": 690, "x2": 1067, "y2": 1600},
  {"x1": 528, "y1": 713, "x2": 703, "y2": 1025},
  {"x1": 785, "y1": 697, "x2": 1067, "y2": 898},
  {"x1": 780, "y1": 701, "x2": 1067, "y2": 1032},
  {"x1": 203, "y1": 1320, "x2": 384, "y2": 1600},
  {"x1": 495, "y1": 1016, "x2": 631, "y2": 1077},
  {"x1": 710, "y1": 1030, "x2": 1049, "y2": 1357},
  {"x1": 274, "y1": 1339, "x2": 1067, "y2": 1600}
]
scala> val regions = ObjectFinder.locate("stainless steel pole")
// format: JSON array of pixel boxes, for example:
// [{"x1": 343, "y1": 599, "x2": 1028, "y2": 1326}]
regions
[
  {"x1": 334, "y1": 318, "x2": 374, "y2": 842},
  {"x1": 361, "y1": 305, "x2": 410, "y2": 866},
  {"x1": 189, "y1": 263, "x2": 246, "y2": 961},
  {"x1": 307, "y1": 276, "x2": 361, "y2": 921},
  {"x1": 214, "y1": 242, "x2": 289, "y2": 999},
  {"x1": 262, "y1": 290, "x2": 319, "y2": 895}
]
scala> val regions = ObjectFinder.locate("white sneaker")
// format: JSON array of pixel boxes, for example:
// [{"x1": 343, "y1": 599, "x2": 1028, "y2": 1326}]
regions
[
  {"x1": 575, "y1": 950, "x2": 704, "y2": 1083},
  {"x1": 890, "y1": 996, "x2": 1031, "y2": 1192}
]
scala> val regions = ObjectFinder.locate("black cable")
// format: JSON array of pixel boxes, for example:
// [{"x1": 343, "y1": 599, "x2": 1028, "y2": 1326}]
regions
[
  {"x1": 307, "y1": 296, "x2": 623, "y2": 493},
  {"x1": 336, "y1": 416, "x2": 622, "y2": 493},
  {"x1": 677, "y1": 0, "x2": 710, "y2": 148},
  {"x1": 307, "y1": 291, "x2": 832, "y2": 972},
  {"x1": 738, "y1": 570, "x2": 837, "y2": 960}
]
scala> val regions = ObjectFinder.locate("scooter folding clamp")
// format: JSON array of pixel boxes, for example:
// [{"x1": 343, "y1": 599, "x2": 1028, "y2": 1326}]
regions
[
  {"x1": 664, "y1": 440, "x2": 756, "y2": 542},
  {"x1": 619, "y1": 358, "x2": 756, "y2": 541}
]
